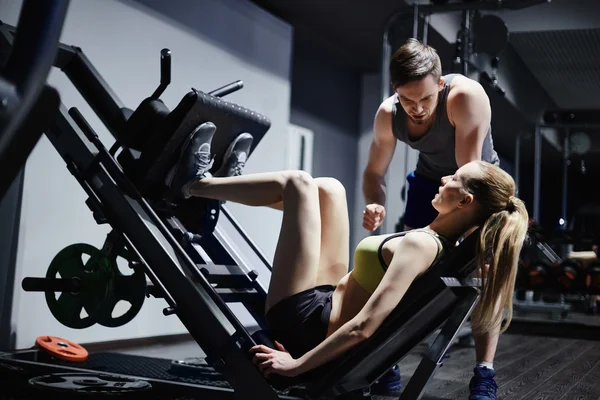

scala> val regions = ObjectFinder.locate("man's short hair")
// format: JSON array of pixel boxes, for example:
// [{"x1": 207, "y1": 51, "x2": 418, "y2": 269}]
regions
[{"x1": 389, "y1": 38, "x2": 442, "y2": 89}]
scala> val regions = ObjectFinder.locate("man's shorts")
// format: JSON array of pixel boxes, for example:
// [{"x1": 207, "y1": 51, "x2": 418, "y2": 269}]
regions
[{"x1": 403, "y1": 171, "x2": 440, "y2": 229}]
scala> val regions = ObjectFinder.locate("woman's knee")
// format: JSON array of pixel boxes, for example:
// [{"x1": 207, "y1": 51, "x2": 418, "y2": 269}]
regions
[
  {"x1": 282, "y1": 170, "x2": 317, "y2": 198},
  {"x1": 315, "y1": 177, "x2": 346, "y2": 203}
]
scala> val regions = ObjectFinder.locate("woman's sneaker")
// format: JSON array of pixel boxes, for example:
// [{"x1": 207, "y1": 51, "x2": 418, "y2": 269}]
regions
[
  {"x1": 213, "y1": 133, "x2": 254, "y2": 178},
  {"x1": 166, "y1": 122, "x2": 216, "y2": 199},
  {"x1": 370, "y1": 364, "x2": 402, "y2": 396},
  {"x1": 469, "y1": 366, "x2": 497, "y2": 400}
]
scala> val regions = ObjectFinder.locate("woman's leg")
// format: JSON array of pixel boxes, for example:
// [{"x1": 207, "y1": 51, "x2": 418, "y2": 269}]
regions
[
  {"x1": 313, "y1": 178, "x2": 350, "y2": 286},
  {"x1": 264, "y1": 178, "x2": 350, "y2": 285},
  {"x1": 188, "y1": 170, "x2": 323, "y2": 312}
]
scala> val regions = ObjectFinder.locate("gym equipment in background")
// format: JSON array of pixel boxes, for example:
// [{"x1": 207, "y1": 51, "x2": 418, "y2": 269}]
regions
[
  {"x1": 380, "y1": 0, "x2": 549, "y2": 103},
  {"x1": 513, "y1": 230, "x2": 574, "y2": 320}
]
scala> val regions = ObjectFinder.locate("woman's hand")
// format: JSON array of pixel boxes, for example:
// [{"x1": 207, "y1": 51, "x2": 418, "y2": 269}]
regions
[{"x1": 249, "y1": 341, "x2": 300, "y2": 377}]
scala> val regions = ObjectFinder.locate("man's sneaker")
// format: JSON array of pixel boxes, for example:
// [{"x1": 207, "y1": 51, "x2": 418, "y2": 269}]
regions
[
  {"x1": 213, "y1": 133, "x2": 253, "y2": 178},
  {"x1": 166, "y1": 122, "x2": 216, "y2": 199},
  {"x1": 469, "y1": 366, "x2": 498, "y2": 400},
  {"x1": 370, "y1": 364, "x2": 402, "y2": 396}
]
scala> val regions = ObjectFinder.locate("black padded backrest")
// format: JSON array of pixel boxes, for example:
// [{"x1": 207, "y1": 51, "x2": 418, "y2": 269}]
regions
[
  {"x1": 430, "y1": 228, "x2": 481, "y2": 277},
  {"x1": 135, "y1": 91, "x2": 198, "y2": 193},
  {"x1": 121, "y1": 98, "x2": 170, "y2": 151},
  {"x1": 142, "y1": 89, "x2": 271, "y2": 192},
  {"x1": 305, "y1": 228, "x2": 482, "y2": 397}
]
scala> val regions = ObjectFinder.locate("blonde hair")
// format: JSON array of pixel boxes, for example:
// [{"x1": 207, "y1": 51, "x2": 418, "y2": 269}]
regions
[{"x1": 462, "y1": 161, "x2": 529, "y2": 334}]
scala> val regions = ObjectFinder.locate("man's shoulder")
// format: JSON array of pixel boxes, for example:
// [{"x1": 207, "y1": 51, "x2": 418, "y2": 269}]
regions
[
  {"x1": 379, "y1": 94, "x2": 396, "y2": 114},
  {"x1": 447, "y1": 74, "x2": 486, "y2": 98}
]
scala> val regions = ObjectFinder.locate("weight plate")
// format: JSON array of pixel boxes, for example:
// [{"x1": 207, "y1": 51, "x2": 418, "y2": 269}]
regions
[
  {"x1": 36, "y1": 336, "x2": 88, "y2": 362},
  {"x1": 29, "y1": 373, "x2": 152, "y2": 394},
  {"x1": 170, "y1": 357, "x2": 222, "y2": 378},
  {"x1": 45, "y1": 244, "x2": 115, "y2": 329},
  {"x1": 0, "y1": 361, "x2": 25, "y2": 374},
  {"x1": 96, "y1": 258, "x2": 147, "y2": 328}
]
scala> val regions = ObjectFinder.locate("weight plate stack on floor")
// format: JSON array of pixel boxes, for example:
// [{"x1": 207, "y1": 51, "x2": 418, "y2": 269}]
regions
[{"x1": 28, "y1": 372, "x2": 152, "y2": 398}]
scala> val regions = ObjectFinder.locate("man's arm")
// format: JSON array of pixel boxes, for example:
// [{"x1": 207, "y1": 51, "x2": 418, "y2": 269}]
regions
[
  {"x1": 363, "y1": 99, "x2": 397, "y2": 206},
  {"x1": 448, "y1": 82, "x2": 492, "y2": 167},
  {"x1": 294, "y1": 232, "x2": 438, "y2": 375}
]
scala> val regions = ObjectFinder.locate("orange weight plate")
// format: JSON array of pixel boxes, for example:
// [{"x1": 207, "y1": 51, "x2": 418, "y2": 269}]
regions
[{"x1": 35, "y1": 336, "x2": 88, "y2": 362}]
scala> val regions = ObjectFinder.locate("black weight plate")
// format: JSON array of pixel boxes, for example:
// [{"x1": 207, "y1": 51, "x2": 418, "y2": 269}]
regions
[
  {"x1": 96, "y1": 259, "x2": 147, "y2": 328},
  {"x1": 28, "y1": 373, "x2": 152, "y2": 394},
  {"x1": 45, "y1": 244, "x2": 115, "y2": 329},
  {"x1": 170, "y1": 357, "x2": 222, "y2": 378}
]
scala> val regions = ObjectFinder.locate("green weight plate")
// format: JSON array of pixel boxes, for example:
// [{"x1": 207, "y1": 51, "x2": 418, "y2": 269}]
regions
[
  {"x1": 45, "y1": 244, "x2": 115, "y2": 329},
  {"x1": 96, "y1": 258, "x2": 147, "y2": 328}
]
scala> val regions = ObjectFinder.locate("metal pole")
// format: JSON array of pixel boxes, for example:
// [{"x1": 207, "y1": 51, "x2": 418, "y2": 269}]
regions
[
  {"x1": 423, "y1": 14, "x2": 430, "y2": 45},
  {"x1": 533, "y1": 125, "x2": 541, "y2": 222},
  {"x1": 413, "y1": 3, "x2": 419, "y2": 39},
  {"x1": 514, "y1": 133, "x2": 521, "y2": 195},
  {"x1": 381, "y1": 31, "x2": 391, "y2": 102},
  {"x1": 561, "y1": 129, "x2": 569, "y2": 230},
  {"x1": 460, "y1": 10, "x2": 472, "y2": 75}
]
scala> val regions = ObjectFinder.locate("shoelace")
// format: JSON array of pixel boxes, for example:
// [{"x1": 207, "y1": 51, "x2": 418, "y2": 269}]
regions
[
  {"x1": 231, "y1": 153, "x2": 247, "y2": 176},
  {"x1": 194, "y1": 144, "x2": 212, "y2": 176}
]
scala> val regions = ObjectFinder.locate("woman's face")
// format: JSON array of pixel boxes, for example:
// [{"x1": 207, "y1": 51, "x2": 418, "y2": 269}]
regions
[{"x1": 432, "y1": 162, "x2": 480, "y2": 213}]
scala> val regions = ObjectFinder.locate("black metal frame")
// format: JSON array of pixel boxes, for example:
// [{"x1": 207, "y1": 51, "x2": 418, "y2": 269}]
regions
[
  {"x1": 0, "y1": 20, "x2": 485, "y2": 400},
  {"x1": 0, "y1": 169, "x2": 24, "y2": 351},
  {"x1": 0, "y1": 1, "x2": 70, "y2": 199},
  {"x1": 398, "y1": 287, "x2": 479, "y2": 400}
]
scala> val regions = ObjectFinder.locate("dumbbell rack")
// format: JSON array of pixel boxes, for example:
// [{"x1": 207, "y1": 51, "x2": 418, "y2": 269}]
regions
[
  {"x1": 513, "y1": 291, "x2": 571, "y2": 320},
  {"x1": 514, "y1": 232, "x2": 574, "y2": 320}
]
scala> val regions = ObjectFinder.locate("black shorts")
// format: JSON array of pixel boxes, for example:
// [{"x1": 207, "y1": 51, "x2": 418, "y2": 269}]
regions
[{"x1": 265, "y1": 285, "x2": 335, "y2": 359}]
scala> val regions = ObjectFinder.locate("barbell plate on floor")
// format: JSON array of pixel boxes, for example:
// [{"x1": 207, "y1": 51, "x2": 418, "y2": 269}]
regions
[
  {"x1": 35, "y1": 336, "x2": 88, "y2": 362},
  {"x1": 170, "y1": 357, "x2": 223, "y2": 378},
  {"x1": 28, "y1": 373, "x2": 152, "y2": 394}
]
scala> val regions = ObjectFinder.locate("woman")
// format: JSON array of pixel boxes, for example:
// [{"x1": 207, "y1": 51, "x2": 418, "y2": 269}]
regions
[{"x1": 167, "y1": 124, "x2": 529, "y2": 379}]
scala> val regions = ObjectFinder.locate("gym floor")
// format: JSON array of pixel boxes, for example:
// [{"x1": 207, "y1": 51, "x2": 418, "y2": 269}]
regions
[{"x1": 106, "y1": 327, "x2": 600, "y2": 400}]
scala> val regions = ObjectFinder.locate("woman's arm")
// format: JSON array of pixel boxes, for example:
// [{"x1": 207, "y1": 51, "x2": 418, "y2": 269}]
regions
[
  {"x1": 295, "y1": 231, "x2": 438, "y2": 374},
  {"x1": 250, "y1": 231, "x2": 440, "y2": 377}
]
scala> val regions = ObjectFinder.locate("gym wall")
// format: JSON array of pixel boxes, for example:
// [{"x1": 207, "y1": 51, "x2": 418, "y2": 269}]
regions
[
  {"x1": 1, "y1": 0, "x2": 292, "y2": 349},
  {"x1": 289, "y1": 27, "x2": 362, "y2": 265}
]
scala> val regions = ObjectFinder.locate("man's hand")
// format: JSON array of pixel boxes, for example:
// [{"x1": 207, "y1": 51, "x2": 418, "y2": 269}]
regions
[
  {"x1": 363, "y1": 203, "x2": 386, "y2": 231},
  {"x1": 250, "y1": 342, "x2": 300, "y2": 378}
]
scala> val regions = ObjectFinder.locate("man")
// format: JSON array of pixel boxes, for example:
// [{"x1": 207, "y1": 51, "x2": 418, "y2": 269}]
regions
[{"x1": 362, "y1": 38, "x2": 501, "y2": 400}]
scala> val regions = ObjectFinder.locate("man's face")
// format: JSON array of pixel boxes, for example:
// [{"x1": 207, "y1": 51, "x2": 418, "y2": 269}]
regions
[{"x1": 395, "y1": 75, "x2": 442, "y2": 125}]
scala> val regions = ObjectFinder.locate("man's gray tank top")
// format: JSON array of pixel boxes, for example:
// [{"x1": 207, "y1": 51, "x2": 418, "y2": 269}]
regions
[{"x1": 391, "y1": 74, "x2": 499, "y2": 182}]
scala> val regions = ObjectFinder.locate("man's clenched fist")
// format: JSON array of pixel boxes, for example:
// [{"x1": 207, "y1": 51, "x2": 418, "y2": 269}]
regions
[{"x1": 363, "y1": 203, "x2": 386, "y2": 231}]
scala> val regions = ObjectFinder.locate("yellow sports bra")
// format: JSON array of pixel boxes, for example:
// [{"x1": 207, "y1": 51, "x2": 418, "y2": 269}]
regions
[{"x1": 351, "y1": 229, "x2": 451, "y2": 294}]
